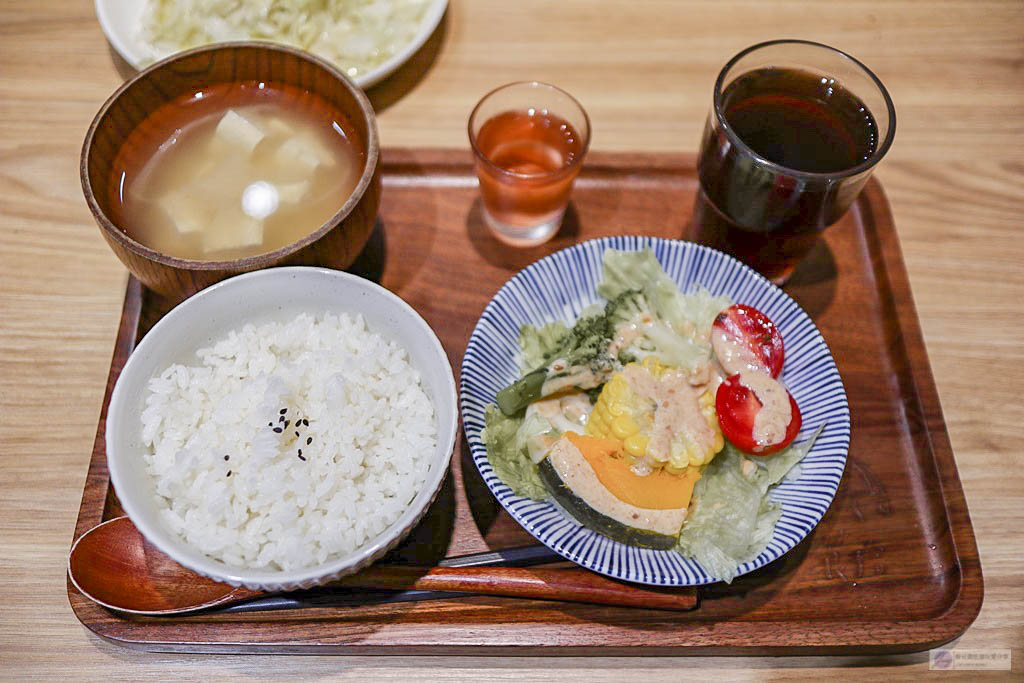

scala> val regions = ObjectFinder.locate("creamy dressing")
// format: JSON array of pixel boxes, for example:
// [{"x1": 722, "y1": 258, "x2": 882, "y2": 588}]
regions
[
  {"x1": 738, "y1": 371, "x2": 792, "y2": 450},
  {"x1": 540, "y1": 361, "x2": 609, "y2": 396},
  {"x1": 687, "y1": 358, "x2": 715, "y2": 388},
  {"x1": 712, "y1": 326, "x2": 767, "y2": 376},
  {"x1": 526, "y1": 393, "x2": 592, "y2": 434},
  {"x1": 621, "y1": 364, "x2": 716, "y2": 476},
  {"x1": 524, "y1": 431, "x2": 558, "y2": 464},
  {"x1": 607, "y1": 321, "x2": 643, "y2": 357}
]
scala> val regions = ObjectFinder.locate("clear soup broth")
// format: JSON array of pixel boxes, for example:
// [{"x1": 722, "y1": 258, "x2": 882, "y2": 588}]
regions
[{"x1": 109, "y1": 81, "x2": 365, "y2": 261}]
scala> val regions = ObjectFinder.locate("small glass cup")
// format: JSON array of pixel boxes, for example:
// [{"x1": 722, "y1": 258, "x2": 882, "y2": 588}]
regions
[
  {"x1": 690, "y1": 40, "x2": 896, "y2": 284},
  {"x1": 469, "y1": 81, "x2": 590, "y2": 247}
]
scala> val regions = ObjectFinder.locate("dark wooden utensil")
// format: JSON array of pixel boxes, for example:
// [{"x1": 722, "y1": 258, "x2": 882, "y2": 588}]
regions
[{"x1": 68, "y1": 516, "x2": 698, "y2": 614}]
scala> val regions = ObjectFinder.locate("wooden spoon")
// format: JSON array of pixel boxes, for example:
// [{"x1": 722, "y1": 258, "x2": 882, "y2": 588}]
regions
[{"x1": 68, "y1": 516, "x2": 698, "y2": 614}]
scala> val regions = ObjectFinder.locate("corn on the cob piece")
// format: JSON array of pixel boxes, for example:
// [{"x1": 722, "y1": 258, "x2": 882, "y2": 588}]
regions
[{"x1": 585, "y1": 357, "x2": 723, "y2": 473}]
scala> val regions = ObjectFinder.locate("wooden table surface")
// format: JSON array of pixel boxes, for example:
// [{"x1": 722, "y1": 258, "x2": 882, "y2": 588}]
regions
[{"x1": 2, "y1": 0, "x2": 1021, "y2": 679}]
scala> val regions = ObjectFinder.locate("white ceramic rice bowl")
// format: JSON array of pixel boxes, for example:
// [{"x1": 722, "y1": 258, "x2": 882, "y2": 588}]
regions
[{"x1": 106, "y1": 267, "x2": 458, "y2": 591}]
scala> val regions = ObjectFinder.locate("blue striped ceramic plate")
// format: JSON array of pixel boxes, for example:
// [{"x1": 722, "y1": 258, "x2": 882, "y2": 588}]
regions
[{"x1": 460, "y1": 236, "x2": 850, "y2": 586}]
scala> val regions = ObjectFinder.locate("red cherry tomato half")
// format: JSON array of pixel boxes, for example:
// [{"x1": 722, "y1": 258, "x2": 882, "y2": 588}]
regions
[
  {"x1": 715, "y1": 374, "x2": 802, "y2": 456},
  {"x1": 712, "y1": 305, "x2": 785, "y2": 378}
]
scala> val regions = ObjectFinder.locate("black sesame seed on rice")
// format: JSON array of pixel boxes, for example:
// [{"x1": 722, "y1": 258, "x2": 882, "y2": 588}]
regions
[
  {"x1": 224, "y1": 455, "x2": 230, "y2": 461},
  {"x1": 273, "y1": 427, "x2": 283, "y2": 433},
  {"x1": 306, "y1": 436, "x2": 312, "y2": 445},
  {"x1": 297, "y1": 453, "x2": 306, "y2": 461},
  {"x1": 280, "y1": 408, "x2": 287, "y2": 415},
  {"x1": 226, "y1": 470, "x2": 232, "y2": 477}
]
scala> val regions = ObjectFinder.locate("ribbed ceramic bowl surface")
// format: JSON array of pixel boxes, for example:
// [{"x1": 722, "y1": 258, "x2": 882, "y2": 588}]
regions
[
  {"x1": 460, "y1": 236, "x2": 851, "y2": 586},
  {"x1": 106, "y1": 267, "x2": 458, "y2": 592}
]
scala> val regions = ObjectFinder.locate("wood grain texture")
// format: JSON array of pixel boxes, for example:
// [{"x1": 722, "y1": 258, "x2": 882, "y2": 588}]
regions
[
  {"x1": 66, "y1": 151, "x2": 979, "y2": 655},
  {"x1": 68, "y1": 513, "x2": 699, "y2": 614},
  {"x1": 2, "y1": 0, "x2": 1022, "y2": 678}
]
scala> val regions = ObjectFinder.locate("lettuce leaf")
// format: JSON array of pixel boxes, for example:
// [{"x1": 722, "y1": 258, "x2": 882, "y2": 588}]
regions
[
  {"x1": 675, "y1": 285, "x2": 734, "y2": 342},
  {"x1": 516, "y1": 413, "x2": 559, "y2": 464},
  {"x1": 482, "y1": 404, "x2": 547, "y2": 500},
  {"x1": 598, "y1": 248, "x2": 687, "y2": 328},
  {"x1": 749, "y1": 423, "x2": 826, "y2": 493},
  {"x1": 596, "y1": 248, "x2": 731, "y2": 340},
  {"x1": 518, "y1": 322, "x2": 570, "y2": 372},
  {"x1": 676, "y1": 425, "x2": 824, "y2": 583}
]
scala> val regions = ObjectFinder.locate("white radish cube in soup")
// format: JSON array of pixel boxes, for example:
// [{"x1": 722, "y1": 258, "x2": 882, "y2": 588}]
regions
[
  {"x1": 275, "y1": 137, "x2": 323, "y2": 174},
  {"x1": 157, "y1": 189, "x2": 207, "y2": 234},
  {"x1": 264, "y1": 117, "x2": 296, "y2": 138},
  {"x1": 277, "y1": 180, "x2": 311, "y2": 204},
  {"x1": 214, "y1": 109, "x2": 265, "y2": 154},
  {"x1": 202, "y1": 207, "x2": 263, "y2": 253},
  {"x1": 304, "y1": 132, "x2": 338, "y2": 168}
]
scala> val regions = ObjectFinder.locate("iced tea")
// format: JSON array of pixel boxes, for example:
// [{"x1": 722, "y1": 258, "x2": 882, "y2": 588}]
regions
[
  {"x1": 469, "y1": 82, "x2": 590, "y2": 246},
  {"x1": 692, "y1": 41, "x2": 895, "y2": 283}
]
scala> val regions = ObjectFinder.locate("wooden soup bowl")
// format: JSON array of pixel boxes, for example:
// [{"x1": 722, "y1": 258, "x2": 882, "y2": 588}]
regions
[{"x1": 81, "y1": 42, "x2": 382, "y2": 298}]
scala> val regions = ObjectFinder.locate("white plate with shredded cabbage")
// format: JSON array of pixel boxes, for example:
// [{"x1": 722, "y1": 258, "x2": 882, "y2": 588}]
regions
[{"x1": 94, "y1": 0, "x2": 447, "y2": 88}]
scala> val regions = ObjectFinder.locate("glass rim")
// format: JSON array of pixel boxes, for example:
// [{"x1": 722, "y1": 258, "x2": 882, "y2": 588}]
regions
[
  {"x1": 467, "y1": 80, "x2": 591, "y2": 181},
  {"x1": 712, "y1": 39, "x2": 897, "y2": 180}
]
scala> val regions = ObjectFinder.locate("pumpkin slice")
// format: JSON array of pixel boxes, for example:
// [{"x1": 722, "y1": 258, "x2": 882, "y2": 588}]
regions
[
  {"x1": 538, "y1": 435, "x2": 693, "y2": 550},
  {"x1": 564, "y1": 432, "x2": 701, "y2": 510}
]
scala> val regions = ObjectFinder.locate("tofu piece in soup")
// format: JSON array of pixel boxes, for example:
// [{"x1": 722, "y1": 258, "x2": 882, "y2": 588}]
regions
[
  {"x1": 157, "y1": 188, "x2": 208, "y2": 234},
  {"x1": 202, "y1": 207, "x2": 263, "y2": 254},
  {"x1": 277, "y1": 180, "x2": 311, "y2": 204},
  {"x1": 213, "y1": 109, "x2": 265, "y2": 154}
]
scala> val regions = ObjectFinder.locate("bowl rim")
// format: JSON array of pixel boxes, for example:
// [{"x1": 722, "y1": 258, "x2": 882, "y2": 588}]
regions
[
  {"x1": 80, "y1": 41, "x2": 381, "y2": 272},
  {"x1": 357, "y1": 0, "x2": 448, "y2": 88},
  {"x1": 105, "y1": 266, "x2": 459, "y2": 588}
]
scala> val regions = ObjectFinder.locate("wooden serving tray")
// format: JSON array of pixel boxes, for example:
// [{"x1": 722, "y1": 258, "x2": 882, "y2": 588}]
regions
[{"x1": 68, "y1": 149, "x2": 982, "y2": 655}]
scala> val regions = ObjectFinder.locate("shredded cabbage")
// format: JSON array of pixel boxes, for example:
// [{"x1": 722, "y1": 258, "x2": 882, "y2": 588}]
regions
[{"x1": 137, "y1": 0, "x2": 432, "y2": 80}]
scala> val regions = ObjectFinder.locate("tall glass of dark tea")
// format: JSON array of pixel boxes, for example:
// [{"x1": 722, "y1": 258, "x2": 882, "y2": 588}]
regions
[
  {"x1": 692, "y1": 40, "x2": 895, "y2": 284},
  {"x1": 469, "y1": 82, "x2": 590, "y2": 246}
]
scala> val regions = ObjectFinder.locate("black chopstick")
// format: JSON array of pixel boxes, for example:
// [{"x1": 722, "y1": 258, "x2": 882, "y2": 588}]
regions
[
  {"x1": 437, "y1": 544, "x2": 564, "y2": 568},
  {"x1": 216, "y1": 544, "x2": 563, "y2": 614}
]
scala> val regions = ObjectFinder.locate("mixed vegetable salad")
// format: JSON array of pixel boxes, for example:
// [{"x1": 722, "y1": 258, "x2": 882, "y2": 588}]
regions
[{"x1": 482, "y1": 248, "x2": 821, "y2": 582}]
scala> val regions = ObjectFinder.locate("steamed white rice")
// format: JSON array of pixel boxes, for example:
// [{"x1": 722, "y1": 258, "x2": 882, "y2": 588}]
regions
[{"x1": 140, "y1": 311, "x2": 436, "y2": 572}]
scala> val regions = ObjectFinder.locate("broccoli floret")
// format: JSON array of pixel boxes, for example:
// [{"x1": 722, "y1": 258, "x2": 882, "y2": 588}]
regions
[
  {"x1": 541, "y1": 313, "x2": 612, "y2": 367},
  {"x1": 496, "y1": 313, "x2": 618, "y2": 416},
  {"x1": 605, "y1": 289, "x2": 651, "y2": 329},
  {"x1": 604, "y1": 289, "x2": 710, "y2": 371}
]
